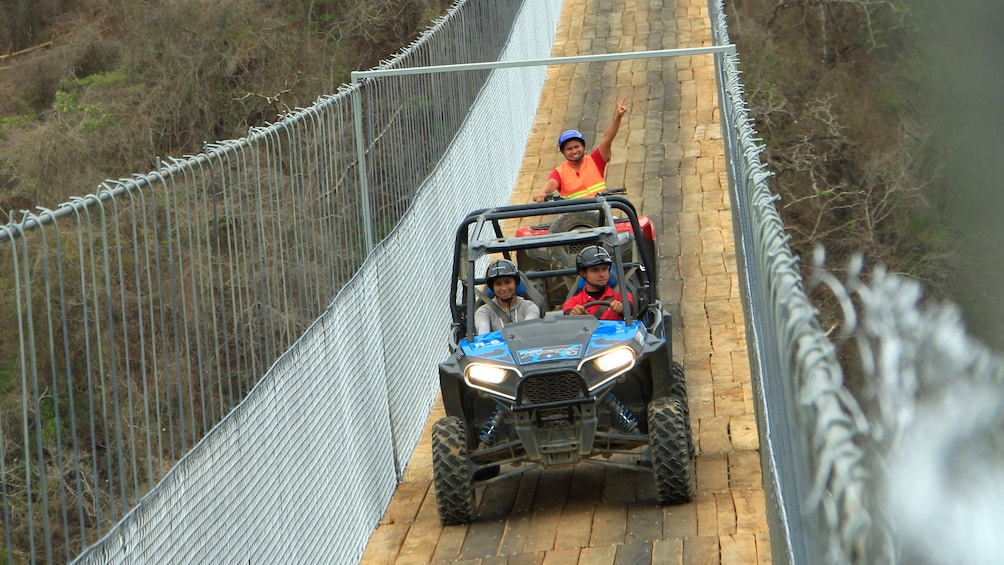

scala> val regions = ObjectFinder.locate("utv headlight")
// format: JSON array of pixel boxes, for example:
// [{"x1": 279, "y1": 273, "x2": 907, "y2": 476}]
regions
[
  {"x1": 466, "y1": 364, "x2": 508, "y2": 385},
  {"x1": 592, "y1": 347, "x2": 635, "y2": 373}
]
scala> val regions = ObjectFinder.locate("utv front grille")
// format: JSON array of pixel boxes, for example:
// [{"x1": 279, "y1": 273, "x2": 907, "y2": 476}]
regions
[
  {"x1": 519, "y1": 372, "x2": 586, "y2": 406},
  {"x1": 538, "y1": 407, "x2": 572, "y2": 428}
]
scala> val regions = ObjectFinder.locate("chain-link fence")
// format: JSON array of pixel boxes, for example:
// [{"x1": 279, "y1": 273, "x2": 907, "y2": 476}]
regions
[
  {"x1": 6, "y1": 0, "x2": 1001, "y2": 562},
  {"x1": 710, "y1": 0, "x2": 1004, "y2": 563},
  {"x1": 1, "y1": 0, "x2": 560, "y2": 561}
]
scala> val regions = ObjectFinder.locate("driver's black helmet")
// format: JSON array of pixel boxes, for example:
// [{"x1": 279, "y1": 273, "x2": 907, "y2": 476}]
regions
[
  {"x1": 576, "y1": 246, "x2": 613, "y2": 271},
  {"x1": 485, "y1": 259, "x2": 520, "y2": 288}
]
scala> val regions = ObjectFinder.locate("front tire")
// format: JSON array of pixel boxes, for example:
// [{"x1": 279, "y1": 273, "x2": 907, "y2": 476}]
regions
[
  {"x1": 432, "y1": 416, "x2": 476, "y2": 524},
  {"x1": 667, "y1": 361, "x2": 694, "y2": 458},
  {"x1": 648, "y1": 397, "x2": 695, "y2": 505},
  {"x1": 549, "y1": 210, "x2": 602, "y2": 234},
  {"x1": 548, "y1": 210, "x2": 601, "y2": 271}
]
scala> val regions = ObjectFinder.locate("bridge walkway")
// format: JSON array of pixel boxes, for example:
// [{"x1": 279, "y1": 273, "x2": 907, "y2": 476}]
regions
[{"x1": 362, "y1": 0, "x2": 770, "y2": 562}]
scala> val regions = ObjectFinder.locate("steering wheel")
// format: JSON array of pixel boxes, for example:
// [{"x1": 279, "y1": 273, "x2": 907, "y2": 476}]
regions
[{"x1": 580, "y1": 300, "x2": 613, "y2": 319}]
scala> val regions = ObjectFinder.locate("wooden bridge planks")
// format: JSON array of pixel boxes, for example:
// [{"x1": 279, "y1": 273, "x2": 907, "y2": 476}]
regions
[{"x1": 360, "y1": 0, "x2": 771, "y2": 562}]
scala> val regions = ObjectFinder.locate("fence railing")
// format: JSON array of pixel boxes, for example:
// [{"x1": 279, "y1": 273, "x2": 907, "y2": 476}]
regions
[
  {"x1": 6, "y1": 0, "x2": 1002, "y2": 562},
  {"x1": 1, "y1": 0, "x2": 560, "y2": 561},
  {"x1": 710, "y1": 1, "x2": 1004, "y2": 563}
]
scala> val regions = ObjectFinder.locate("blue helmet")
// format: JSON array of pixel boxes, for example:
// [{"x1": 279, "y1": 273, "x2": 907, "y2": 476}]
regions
[{"x1": 557, "y1": 129, "x2": 585, "y2": 150}]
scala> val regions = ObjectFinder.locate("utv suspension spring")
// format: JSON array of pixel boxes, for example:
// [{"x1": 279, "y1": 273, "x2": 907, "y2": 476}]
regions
[
  {"x1": 479, "y1": 405, "x2": 507, "y2": 446},
  {"x1": 604, "y1": 393, "x2": 638, "y2": 432}
]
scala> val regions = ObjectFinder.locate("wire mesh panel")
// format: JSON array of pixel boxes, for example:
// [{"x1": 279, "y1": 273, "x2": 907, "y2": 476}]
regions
[
  {"x1": 711, "y1": 1, "x2": 846, "y2": 560},
  {"x1": 0, "y1": 97, "x2": 375, "y2": 561},
  {"x1": 56, "y1": 0, "x2": 560, "y2": 562},
  {"x1": 710, "y1": 0, "x2": 1004, "y2": 563},
  {"x1": 1, "y1": 0, "x2": 559, "y2": 562},
  {"x1": 359, "y1": 0, "x2": 524, "y2": 245},
  {"x1": 69, "y1": 271, "x2": 398, "y2": 563},
  {"x1": 376, "y1": 6, "x2": 558, "y2": 472}
]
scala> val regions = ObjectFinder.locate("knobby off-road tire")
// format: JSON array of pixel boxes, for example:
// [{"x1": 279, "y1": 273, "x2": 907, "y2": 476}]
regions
[
  {"x1": 549, "y1": 211, "x2": 601, "y2": 234},
  {"x1": 668, "y1": 360, "x2": 694, "y2": 458},
  {"x1": 548, "y1": 211, "x2": 600, "y2": 272},
  {"x1": 652, "y1": 357, "x2": 693, "y2": 455},
  {"x1": 648, "y1": 397, "x2": 695, "y2": 505},
  {"x1": 432, "y1": 416, "x2": 476, "y2": 525}
]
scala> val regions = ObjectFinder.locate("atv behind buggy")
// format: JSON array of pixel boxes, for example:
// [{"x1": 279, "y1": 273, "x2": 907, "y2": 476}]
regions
[
  {"x1": 434, "y1": 196, "x2": 693, "y2": 525},
  {"x1": 513, "y1": 188, "x2": 659, "y2": 307}
]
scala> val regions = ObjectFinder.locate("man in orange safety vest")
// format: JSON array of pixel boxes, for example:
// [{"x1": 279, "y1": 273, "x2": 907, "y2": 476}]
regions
[{"x1": 534, "y1": 97, "x2": 628, "y2": 202}]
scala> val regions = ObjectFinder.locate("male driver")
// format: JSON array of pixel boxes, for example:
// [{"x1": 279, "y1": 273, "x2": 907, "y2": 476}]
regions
[
  {"x1": 534, "y1": 97, "x2": 629, "y2": 202},
  {"x1": 563, "y1": 246, "x2": 630, "y2": 320},
  {"x1": 475, "y1": 259, "x2": 540, "y2": 334}
]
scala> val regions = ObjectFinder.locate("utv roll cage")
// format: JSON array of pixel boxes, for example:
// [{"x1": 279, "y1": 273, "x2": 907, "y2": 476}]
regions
[{"x1": 448, "y1": 196, "x2": 658, "y2": 345}]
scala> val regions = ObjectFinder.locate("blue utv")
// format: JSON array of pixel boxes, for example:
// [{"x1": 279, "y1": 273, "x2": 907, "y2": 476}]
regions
[{"x1": 433, "y1": 196, "x2": 693, "y2": 524}]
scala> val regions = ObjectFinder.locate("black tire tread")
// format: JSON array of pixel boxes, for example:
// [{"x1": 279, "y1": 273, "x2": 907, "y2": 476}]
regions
[
  {"x1": 648, "y1": 397, "x2": 695, "y2": 505},
  {"x1": 549, "y1": 211, "x2": 601, "y2": 233},
  {"x1": 432, "y1": 416, "x2": 476, "y2": 524},
  {"x1": 665, "y1": 360, "x2": 694, "y2": 457}
]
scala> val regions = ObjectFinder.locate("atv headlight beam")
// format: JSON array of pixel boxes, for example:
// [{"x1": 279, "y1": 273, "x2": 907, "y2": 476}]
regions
[
  {"x1": 578, "y1": 346, "x2": 637, "y2": 394},
  {"x1": 592, "y1": 347, "x2": 635, "y2": 372},
  {"x1": 467, "y1": 364, "x2": 508, "y2": 385},
  {"x1": 463, "y1": 363, "x2": 519, "y2": 401}
]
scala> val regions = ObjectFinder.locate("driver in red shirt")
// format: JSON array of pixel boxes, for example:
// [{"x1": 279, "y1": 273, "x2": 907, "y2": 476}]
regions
[{"x1": 563, "y1": 245, "x2": 630, "y2": 320}]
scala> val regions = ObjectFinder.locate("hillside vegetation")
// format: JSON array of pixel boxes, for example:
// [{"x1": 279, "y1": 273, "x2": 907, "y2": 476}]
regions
[
  {"x1": 727, "y1": 0, "x2": 1004, "y2": 350},
  {"x1": 0, "y1": 0, "x2": 452, "y2": 558},
  {"x1": 0, "y1": 0, "x2": 451, "y2": 213},
  {"x1": 4, "y1": 1, "x2": 1000, "y2": 339}
]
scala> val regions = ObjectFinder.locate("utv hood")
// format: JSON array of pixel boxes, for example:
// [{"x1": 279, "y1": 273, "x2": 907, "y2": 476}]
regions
[
  {"x1": 457, "y1": 315, "x2": 647, "y2": 403},
  {"x1": 461, "y1": 315, "x2": 644, "y2": 368}
]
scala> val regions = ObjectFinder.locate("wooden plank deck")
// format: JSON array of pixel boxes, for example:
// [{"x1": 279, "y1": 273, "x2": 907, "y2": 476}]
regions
[{"x1": 361, "y1": 0, "x2": 771, "y2": 562}]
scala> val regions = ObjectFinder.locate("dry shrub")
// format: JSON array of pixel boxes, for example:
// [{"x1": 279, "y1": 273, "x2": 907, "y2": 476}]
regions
[
  {"x1": 0, "y1": 0, "x2": 77, "y2": 51},
  {"x1": 0, "y1": 51, "x2": 62, "y2": 116},
  {"x1": 729, "y1": 0, "x2": 1004, "y2": 351},
  {"x1": 0, "y1": 0, "x2": 452, "y2": 216},
  {"x1": 728, "y1": 0, "x2": 952, "y2": 283}
]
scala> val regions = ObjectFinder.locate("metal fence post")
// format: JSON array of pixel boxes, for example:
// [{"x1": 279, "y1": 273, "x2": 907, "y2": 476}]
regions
[{"x1": 350, "y1": 79, "x2": 375, "y2": 255}]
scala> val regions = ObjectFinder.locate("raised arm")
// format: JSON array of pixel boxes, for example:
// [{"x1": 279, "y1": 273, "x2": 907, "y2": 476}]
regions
[{"x1": 596, "y1": 97, "x2": 628, "y2": 161}]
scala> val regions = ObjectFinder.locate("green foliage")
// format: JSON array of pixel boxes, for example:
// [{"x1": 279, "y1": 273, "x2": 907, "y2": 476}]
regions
[
  {"x1": 46, "y1": 67, "x2": 128, "y2": 132},
  {"x1": 0, "y1": 114, "x2": 36, "y2": 133},
  {"x1": 0, "y1": 362, "x2": 13, "y2": 396},
  {"x1": 906, "y1": 210, "x2": 955, "y2": 252},
  {"x1": 75, "y1": 67, "x2": 127, "y2": 89},
  {"x1": 54, "y1": 89, "x2": 115, "y2": 132}
]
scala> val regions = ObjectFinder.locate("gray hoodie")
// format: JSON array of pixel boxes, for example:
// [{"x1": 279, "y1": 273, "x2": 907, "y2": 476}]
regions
[{"x1": 474, "y1": 296, "x2": 541, "y2": 334}]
